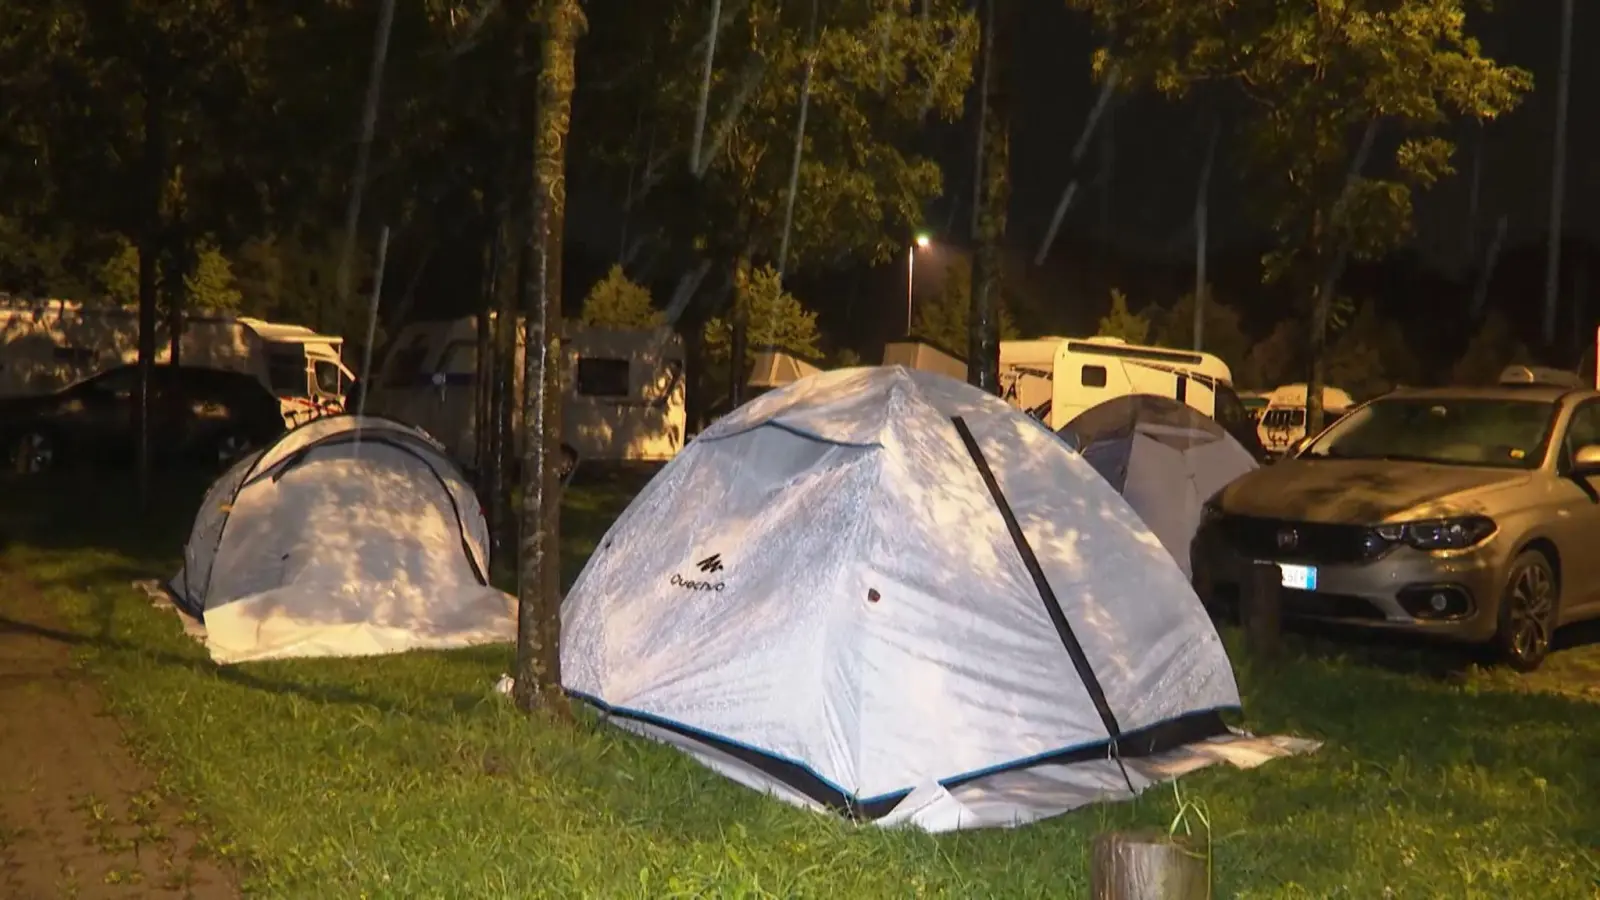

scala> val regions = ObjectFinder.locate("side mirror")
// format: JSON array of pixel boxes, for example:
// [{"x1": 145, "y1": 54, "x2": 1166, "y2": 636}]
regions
[{"x1": 1572, "y1": 444, "x2": 1600, "y2": 475}]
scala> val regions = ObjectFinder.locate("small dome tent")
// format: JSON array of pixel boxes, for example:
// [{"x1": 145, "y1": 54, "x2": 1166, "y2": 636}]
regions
[
  {"x1": 1060, "y1": 395, "x2": 1260, "y2": 579},
  {"x1": 168, "y1": 415, "x2": 515, "y2": 664},
  {"x1": 562, "y1": 367, "x2": 1241, "y2": 831}
]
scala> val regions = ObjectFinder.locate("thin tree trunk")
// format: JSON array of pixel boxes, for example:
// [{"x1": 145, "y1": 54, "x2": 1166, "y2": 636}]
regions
[
  {"x1": 136, "y1": 76, "x2": 167, "y2": 510},
  {"x1": 513, "y1": 0, "x2": 584, "y2": 717},
  {"x1": 1193, "y1": 120, "x2": 1219, "y2": 351},
  {"x1": 333, "y1": 0, "x2": 397, "y2": 333},
  {"x1": 728, "y1": 256, "x2": 751, "y2": 407},
  {"x1": 1305, "y1": 121, "x2": 1379, "y2": 437},
  {"x1": 475, "y1": 220, "x2": 502, "y2": 493},
  {"x1": 492, "y1": 233, "x2": 525, "y2": 557},
  {"x1": 967, "y1": 0, "x2": 1010, "y2": 393},
  {"x1": 689, "y1": 0, "x2": 723, "y2": 174},
  {"x1": 161, "y1": 242, "x2": 186, "y2": 367},
  {"x1": 1543, "y1": 0, "x2": 1574, "y2": 350}
]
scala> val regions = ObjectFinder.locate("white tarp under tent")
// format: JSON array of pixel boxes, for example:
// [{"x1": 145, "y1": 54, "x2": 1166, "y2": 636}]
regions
[
  {"x1": 166, "y1": 414, "x2": 516, "y2": 664},
  {"x1": 562, "y1": 366, "x2": 1316, "y2": 832}
]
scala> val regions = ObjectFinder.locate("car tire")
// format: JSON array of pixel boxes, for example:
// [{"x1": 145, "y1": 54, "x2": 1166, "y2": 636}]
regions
[
  {"x1": 1493, "y1": 549, "x2": 1559, "y2": 673},
  {"x1": 10, "y1": 428, "x2": 58, "y2": 475},
  {"x1": 212, "y1": 430, "x2": 256, "y2": 470}
]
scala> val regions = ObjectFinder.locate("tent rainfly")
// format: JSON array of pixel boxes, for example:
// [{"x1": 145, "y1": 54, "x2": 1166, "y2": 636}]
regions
[
  {"x1": 562, "y1": 366, "x2": 1242, "y2": 831},
  {"x1": 167, "y1": 414, "x2": 515, "y2": 664},
  {"x1": 1060, "y1": 394, "x2": 1260, "y2": 579}
]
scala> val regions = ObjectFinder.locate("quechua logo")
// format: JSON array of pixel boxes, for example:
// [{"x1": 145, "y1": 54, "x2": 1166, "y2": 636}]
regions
[{"x1": 672, "y1": 553, "x2": 727, "y2": 591}]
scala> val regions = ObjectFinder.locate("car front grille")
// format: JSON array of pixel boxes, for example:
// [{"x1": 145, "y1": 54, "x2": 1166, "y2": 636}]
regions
[{"x1": 1213, "y1": 514, "x2": 1383, "y2": 566}]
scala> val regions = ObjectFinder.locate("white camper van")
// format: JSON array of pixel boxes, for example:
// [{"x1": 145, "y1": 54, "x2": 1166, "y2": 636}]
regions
[
  {"x1": 997, "y1": 336, "x2": 1244, "y2": 431},
  {"x1": 1256, "y1": 383, "x2": 1356, "y2": 456},
  {"x1": 882, "y1": 339, "x2": 967, "y2": 381},
  {"x1": 746, "y1": 346, "x2": 823, "y2": 399},
  {"x1": 363, "y1": 316, "x2": 687, "y2": 470},
  {"x1": 0, "y1": 298, "x2": 353, "y2": 426}
]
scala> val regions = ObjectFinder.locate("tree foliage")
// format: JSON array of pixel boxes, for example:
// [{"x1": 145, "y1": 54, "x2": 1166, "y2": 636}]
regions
[
  {"x1": 912, "y1": 256, "x2": 1018, "y2": 353},
  {"x1": 1451, "y1": 311, "x2": 1530, "y2": 386},
  {"x1": 576, "y1": 0, "x2": 977, "y2": 271},
  {"x1": 704, "y1": 264, "x2": 821, "y2": 364},
  {"x1": 1066, "y1": 0, "x2": 1531, "y2": 426},
  {"x1": 580, "y1": 265, "x2": 664, "y2": 329},
  {"x1": 1095, "y1": 289, "x2": 1150, "y2": 344},
  {"x1": 1152, "y1": 290, "x2": 1252, "y2": 377},
  {"x1": 100, "y1": 239, "x2": 242, "y2": 313}
]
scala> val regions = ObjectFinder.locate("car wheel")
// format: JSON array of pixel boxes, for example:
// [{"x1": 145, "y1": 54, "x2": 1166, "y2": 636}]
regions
[
  {"x1": 558, "y1": 444, "x2": 578, "y2": 481},
  {"x1": 213, "y1": 430, "x2": 255, "y2": 469},
  {"x1": 11, "y1": 429, "x2": 57, "y2": 475},
  {"x1": 1494, "y1": 550, "x2": 1559, "y2": 672}
]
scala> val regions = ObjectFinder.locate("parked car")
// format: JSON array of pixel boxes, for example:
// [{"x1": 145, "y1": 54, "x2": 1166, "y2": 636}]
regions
[
  {"x1": 1, "y1": 363, "x2": 287, "y2": 475},
  {"x1": 1192, "y1": 367, "x2": 1600, "y2": 671}
]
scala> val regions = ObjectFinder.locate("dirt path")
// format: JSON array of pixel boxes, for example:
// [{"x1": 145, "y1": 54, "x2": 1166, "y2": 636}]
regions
[{"x1": 0, "y1": 575, "x2": 237, "y2": 899}]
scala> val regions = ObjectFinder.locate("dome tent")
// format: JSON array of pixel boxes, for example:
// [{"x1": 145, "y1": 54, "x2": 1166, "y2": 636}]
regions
[
  {"x1": 168, "y1": 414, "x2": 515, "y2": 664},
  {"x1": 562, "y1": 367, "x2": 1241, "y2": 831},
  {"x1": 1060, "y1": 395, "x2": 1260, "y2": 579}
]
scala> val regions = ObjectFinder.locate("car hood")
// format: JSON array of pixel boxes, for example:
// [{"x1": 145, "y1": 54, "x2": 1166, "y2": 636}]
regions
[{"x1": 1215, "y1": 458, "x2": 1533, "y2": 524}]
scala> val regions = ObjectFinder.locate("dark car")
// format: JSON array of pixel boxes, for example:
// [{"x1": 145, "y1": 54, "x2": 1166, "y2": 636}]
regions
[{"x1": 2, "y1": 364, "x2": 287, "y2": 474}]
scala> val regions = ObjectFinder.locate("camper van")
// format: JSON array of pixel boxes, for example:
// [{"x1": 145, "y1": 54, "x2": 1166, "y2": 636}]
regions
[
  {"x1": 1256, "y1": 383, "x2": 1355, "y2": 456},
  {"x1": 0, "y1": 297, "x2": 353, "y2": 426},
  {"x1": 747, "y1": 346, "x2": 823, "y2": 399},
  {"x1": 363, "y1": 316, "x2": 686, "y2": 470},
  {"x1": 882, "y1": 339, "x2": 967, "y2": 381},
  {"x1": 997, "y1": 336, "x2": 1245, "y2": 431}
]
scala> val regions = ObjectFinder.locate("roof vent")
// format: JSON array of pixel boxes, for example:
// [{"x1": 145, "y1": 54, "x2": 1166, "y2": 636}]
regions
[{"x1": 1497, "y1": 365, "x2": 1584, "y2": 388}]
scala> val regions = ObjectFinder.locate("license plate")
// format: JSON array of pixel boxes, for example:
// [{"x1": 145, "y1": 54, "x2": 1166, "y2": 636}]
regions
[{"x1": 1278, "y1": 563, "x2": 1318, "y2": 591}]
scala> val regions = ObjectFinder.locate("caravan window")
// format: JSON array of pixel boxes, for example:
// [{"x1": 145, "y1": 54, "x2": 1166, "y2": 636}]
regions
[
  {"x1": 1081, "y1": 365, "x2": 1108, "y2": 388},
  {"x1": 576, "y1": 357, "x2": 631, "y2": 397},
  {"x1": 265, "y1": 350, "x2": 307, "y2": 395},
  {"x1": 438, "y1": 340, "x2": 477, "y2": 375},
  {"x1": 384, "y1": 336, "x2": 431, "y2": 388}
]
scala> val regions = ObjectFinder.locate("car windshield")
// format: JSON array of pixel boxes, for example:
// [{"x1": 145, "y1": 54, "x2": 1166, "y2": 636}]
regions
[{"x1": 1302, "y1": 396, "x2": 1557, "y2": 469}]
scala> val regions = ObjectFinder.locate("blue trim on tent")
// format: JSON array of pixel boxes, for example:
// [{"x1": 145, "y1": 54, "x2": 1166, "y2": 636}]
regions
[{"x1": 570, "y1": 688, "x2": 1240, "y2": 819}]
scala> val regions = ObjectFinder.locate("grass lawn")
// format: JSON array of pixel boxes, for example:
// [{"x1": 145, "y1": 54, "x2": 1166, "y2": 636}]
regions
[{"x1": 3, "y1": 470, "x2": 1599, "y2": 898}]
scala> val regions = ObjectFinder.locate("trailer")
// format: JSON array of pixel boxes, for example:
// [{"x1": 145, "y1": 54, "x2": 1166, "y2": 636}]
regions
[
  {"x1": 0, "y1": 297, "x2": 353, "y2": 426},
  {"x1": 362, "y1": 315, "x2": 687, "y2": 470}
]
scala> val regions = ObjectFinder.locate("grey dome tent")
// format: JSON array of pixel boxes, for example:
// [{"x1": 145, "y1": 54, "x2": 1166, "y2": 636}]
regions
[
  {"x1": 562, "y1": 367, "x2": 1240, "y2": 831},
  {"x1": 167, "y1": 415, "x2": 515, "y2": 664},
  {"x1": 1060, "y1": 394, "x2": 1259, "y2": 579}
]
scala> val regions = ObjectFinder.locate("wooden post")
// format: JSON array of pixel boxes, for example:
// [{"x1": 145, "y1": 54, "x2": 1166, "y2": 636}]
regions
[
  {"x1": 1091, "y1": 830, "x2": 1208, "y2": 900},
  {"x1": 1241, "y1": 561, "x2": 1283, "y2": 662}
]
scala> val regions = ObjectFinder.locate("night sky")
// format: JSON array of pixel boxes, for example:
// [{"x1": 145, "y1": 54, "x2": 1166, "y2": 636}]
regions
[{"x1": 999, "y1": 3, "x2": 1598, "y2": 272}]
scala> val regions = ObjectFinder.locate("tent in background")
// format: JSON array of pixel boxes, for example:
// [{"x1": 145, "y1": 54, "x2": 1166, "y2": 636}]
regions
[
  {"x1": 167, "y1": 415, "x2": 515, "y2": 664},
  {"x1": 1060, "y1": 394, "x2": 1260, "y2": 579},
  {"x1": 562, "y1": 366, "x2": 1246, "y2": 831}
]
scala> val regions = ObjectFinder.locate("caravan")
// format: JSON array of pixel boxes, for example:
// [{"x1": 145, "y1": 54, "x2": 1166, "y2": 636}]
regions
[
  {"x1": 0, "y1": 297, "x2": 353, "y2": 426},
  {"x1": 998, "y1": 336, "x2": 1247, "y2": 431},
  {"x1": 362, "y1": 316, "x2": 686, "y2": 470},
  {"x1": 1256, "y1": 383, "x2": 1355, "y2": 457}
]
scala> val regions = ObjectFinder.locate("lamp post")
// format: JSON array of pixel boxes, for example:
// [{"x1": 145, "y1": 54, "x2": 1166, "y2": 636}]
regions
[{"x1": 907, "y1": 232, "x2": 931, "y2": 335}]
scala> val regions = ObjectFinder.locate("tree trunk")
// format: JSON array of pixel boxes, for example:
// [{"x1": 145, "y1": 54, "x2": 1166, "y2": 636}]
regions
[
  {"x1": 1304, "y1": 214, "x2": 1329, "y2": 438},
  {"x1": 728, "y1": 256, "x2": 751, "y2": 408},
  {"x1": 136, "y1": 77, "x2": 167, "y2": 510},
  {"x1": 513, "y1": 0, "x2": 584, "y2": 718},
  {"x1": 162, "y1": 245, "x2": 185, "y2": 368},
  {"x1": 475, "y1": 221, "x2": 502, "y2": 495},
  {"x1": 966, "y1": 0, "x2": 1010, "y2": 393},
  {"x1": 494, "y1": 239, "x2": 527, "y2": 555}
]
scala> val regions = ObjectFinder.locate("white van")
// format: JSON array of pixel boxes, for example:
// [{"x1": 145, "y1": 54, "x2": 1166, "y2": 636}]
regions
[
  {"x1": 0, "y1": 297, "x2": 353, "y2": 426},
  {"x1": 1256, "y1": 383, "x2": 1355, "y2": 456},
  {"x1": 363, "y1": 315, "x2": 686, "y2": 470},
  {"x1": 882, "y1": 339, "x2": 967, "y2": 381},
  {"x1": 998, "y1": 336, "x2": 1243, "y2": 431}
]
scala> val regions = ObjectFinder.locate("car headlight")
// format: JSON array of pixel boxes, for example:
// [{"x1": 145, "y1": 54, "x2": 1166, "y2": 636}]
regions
[{"x1": 1371, "y1": 516, "x2": 1497, "y2": 551}]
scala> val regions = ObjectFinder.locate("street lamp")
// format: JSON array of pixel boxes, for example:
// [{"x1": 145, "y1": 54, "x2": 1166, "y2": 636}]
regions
[{"x1": 907, "y1": 232, "x2": 932, "y2": 335}]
